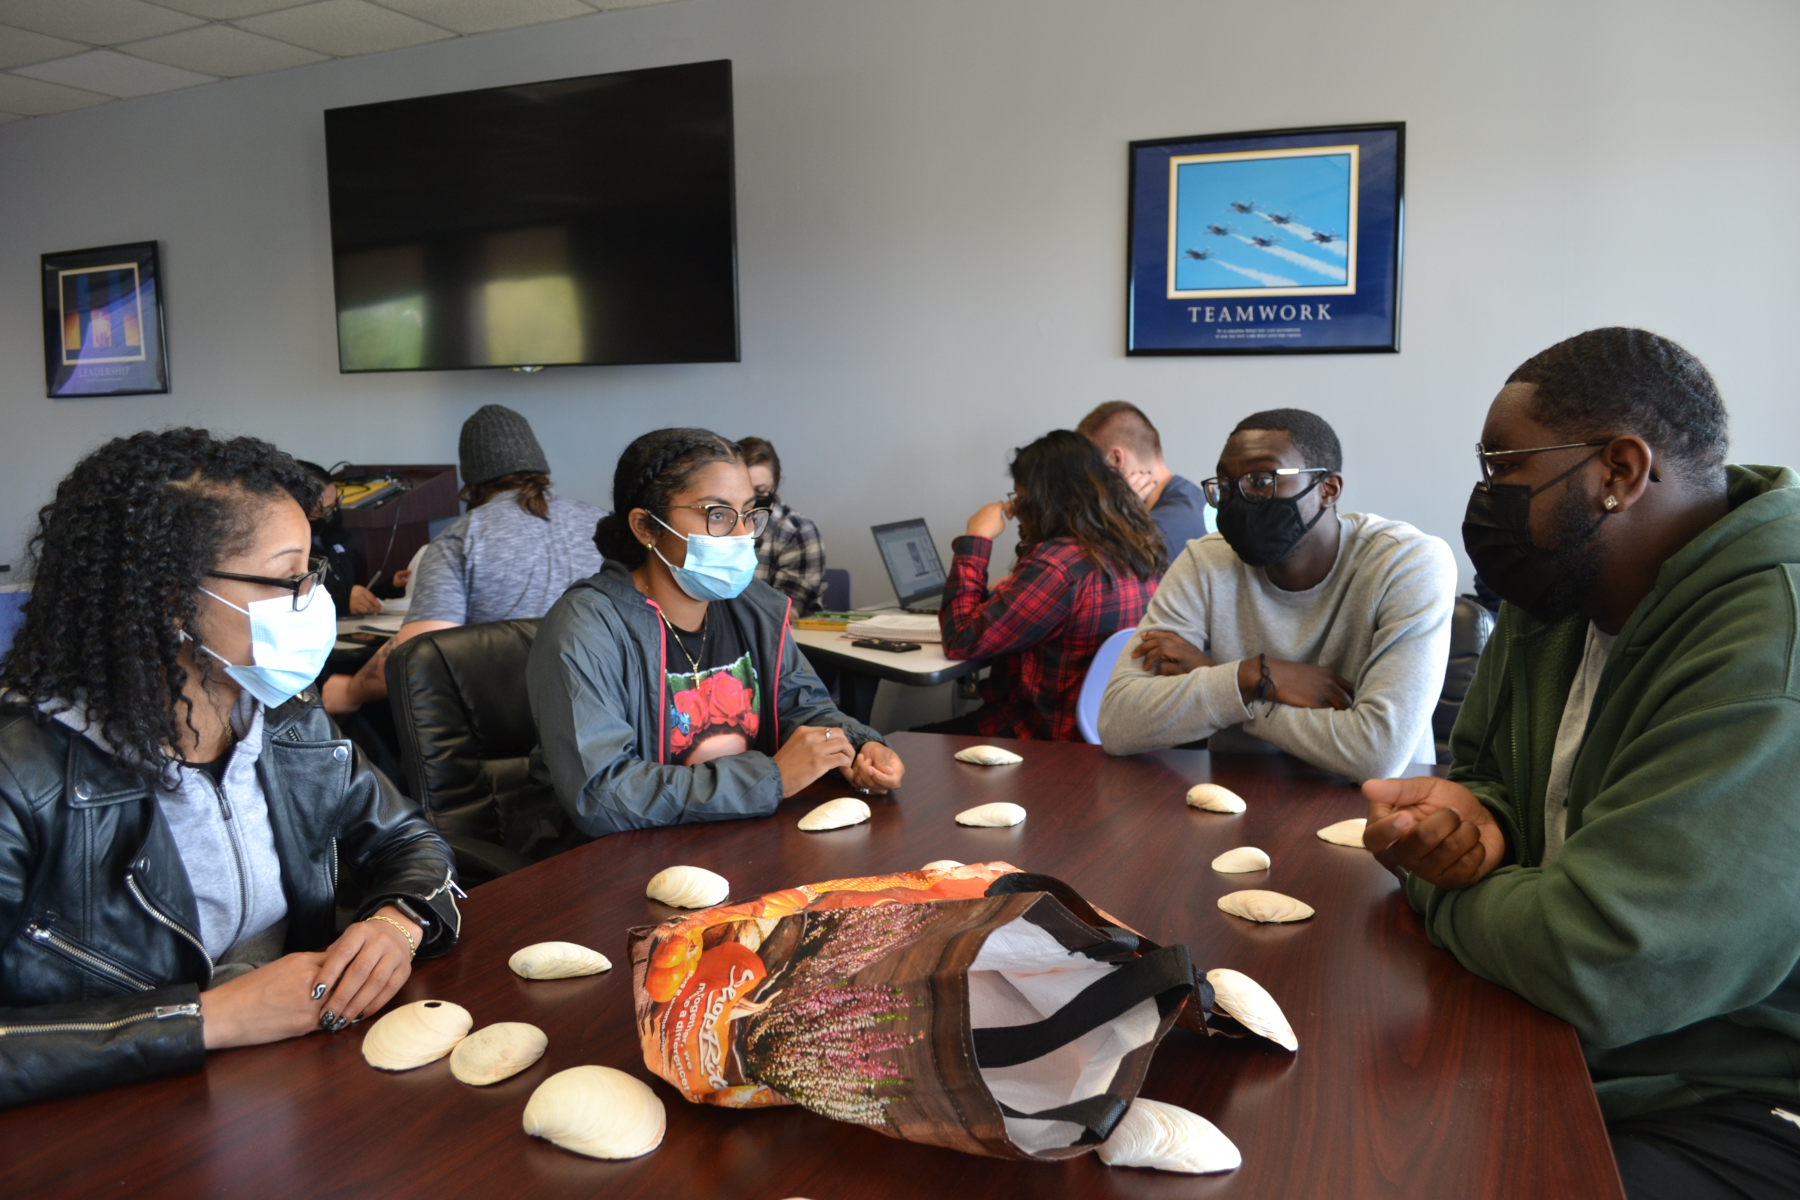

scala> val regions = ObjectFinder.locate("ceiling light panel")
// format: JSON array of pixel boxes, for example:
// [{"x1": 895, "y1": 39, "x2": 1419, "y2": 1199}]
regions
[
  {"x1": 376, "y1": 0, "x2": 595, "y2": 37},
  {"x1": 148, "y1": 0, "x2": 318, "y2": 17},
  {"x1": 0, "y1": 71, "x2": 110, "y2": 114},
  {"x1": 0, "y1": 0, "x2": 204, "y2": 45},
  {"x1": 234, "y1": 0, "x2": 456, "y2": 57},
  {"x1": 0, "y1": 24, "x2": 87, "y2": 69},
  {"x1": 122, "y1": 23, "x2": 327, "y2": 76},
  {"x1": 15, "y1": 47, "x2": 215, "y2": 96}
]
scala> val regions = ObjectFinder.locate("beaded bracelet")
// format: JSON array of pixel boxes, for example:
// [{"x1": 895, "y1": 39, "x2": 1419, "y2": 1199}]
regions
[
  {"x1": 1255, "y1": 653, "x2": 1274, "y2": 705},
  {"x1": 365, "y1": 913, "x2": 417, "y2": 959}
]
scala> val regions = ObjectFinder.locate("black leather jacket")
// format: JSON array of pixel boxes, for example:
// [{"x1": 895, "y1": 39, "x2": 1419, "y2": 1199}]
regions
[{"x1": 0, "y1": 692, "x2": 461, "y2": 1107}]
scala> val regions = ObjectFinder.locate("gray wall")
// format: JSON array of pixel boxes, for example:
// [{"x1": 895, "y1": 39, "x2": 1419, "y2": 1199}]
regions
[{"x1": 2, "y1": 0, "x2": 1797, "y2": 603}]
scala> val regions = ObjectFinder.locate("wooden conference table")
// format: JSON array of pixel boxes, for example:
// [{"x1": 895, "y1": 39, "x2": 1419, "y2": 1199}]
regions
[{"x1": 1, "y1": 735, "x2": 1623, "y2": 1199}]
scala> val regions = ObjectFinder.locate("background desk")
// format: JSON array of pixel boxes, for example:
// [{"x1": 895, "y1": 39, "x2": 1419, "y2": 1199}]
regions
[
  {"x1": 0, "y1": 737, "x2": 1622, "y2": 1199},
  {"x1": 792, "y1": 628, "x2": 986, "y2": 725}
]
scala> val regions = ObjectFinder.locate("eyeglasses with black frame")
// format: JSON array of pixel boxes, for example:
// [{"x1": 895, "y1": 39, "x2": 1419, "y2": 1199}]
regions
[
  {"x1": 1201, "y1": 468, "x2": 1330, "y2": 508},
  {"x1": 665, "y1": 504, "x2": 772, "y2": 538},
  {"x1": 207, "y1": 556, "x2": 332, "y2": 611}
]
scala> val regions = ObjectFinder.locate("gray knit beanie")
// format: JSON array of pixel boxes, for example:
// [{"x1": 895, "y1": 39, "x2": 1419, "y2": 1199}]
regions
[{"x1": 459, "y1": 404, "x2": 550, "y2": 487}]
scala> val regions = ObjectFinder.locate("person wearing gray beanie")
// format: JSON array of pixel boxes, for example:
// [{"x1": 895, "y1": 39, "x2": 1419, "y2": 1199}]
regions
[
  {"x1": 321, "y1": 403, "x2": 605, "y2": 718},
  {"x1": 459, "y1": 404, "x2": 551, "y2": 488}
]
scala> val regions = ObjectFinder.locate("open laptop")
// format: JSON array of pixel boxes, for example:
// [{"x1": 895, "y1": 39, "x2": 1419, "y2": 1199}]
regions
[{"x1": 871, "y1": 518, "x2": 948, "y2": 612}]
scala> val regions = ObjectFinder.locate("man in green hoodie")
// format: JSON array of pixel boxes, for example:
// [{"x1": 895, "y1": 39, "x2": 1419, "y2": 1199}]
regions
[{"x1": 1364, "y1": 328, "x2": 1800, "y2": 1200}]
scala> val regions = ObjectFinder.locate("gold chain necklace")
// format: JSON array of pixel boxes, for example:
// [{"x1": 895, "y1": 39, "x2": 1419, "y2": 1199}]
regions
[{"x1": 657, "y1": 606, "x2": 708, "y2": 675}]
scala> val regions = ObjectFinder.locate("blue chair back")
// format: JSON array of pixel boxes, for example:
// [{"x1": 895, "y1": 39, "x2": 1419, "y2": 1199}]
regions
[
  {"x1": 1075, "y1": 627, "x2": 1138, "y2": 745},
  {"x1": 0, "y1": 589, "x2": 28, "y2": 660},
  {"x1": 821, "y1": 568, "x2": 851, "y2": 612}
]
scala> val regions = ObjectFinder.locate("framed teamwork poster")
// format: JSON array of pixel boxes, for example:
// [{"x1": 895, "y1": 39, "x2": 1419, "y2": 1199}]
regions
[
  {"x1": 41, "y1": 241, "x2": 170, "y2": 397},
  {"x1": 1126, "y1": 123, "x2": 1403, "y2": 355}
]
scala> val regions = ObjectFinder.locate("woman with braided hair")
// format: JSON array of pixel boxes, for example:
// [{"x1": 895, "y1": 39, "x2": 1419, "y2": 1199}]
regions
[
  {"x1": 0, "y1": 429, "x2": 460, "y2": 1108},
  {"x1": 528, "y1": 428, "x2": 903, "y2": 836}
]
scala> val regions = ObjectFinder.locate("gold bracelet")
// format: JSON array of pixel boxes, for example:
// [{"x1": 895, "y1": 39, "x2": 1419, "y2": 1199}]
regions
[{"x1": 365, "y1": 913, "x2": 417, "y2": 959}]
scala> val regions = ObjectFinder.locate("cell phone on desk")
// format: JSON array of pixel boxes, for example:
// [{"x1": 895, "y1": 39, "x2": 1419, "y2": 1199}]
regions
[{"x1": 852, "y1": 638, "x2": 922, "y2": 653}]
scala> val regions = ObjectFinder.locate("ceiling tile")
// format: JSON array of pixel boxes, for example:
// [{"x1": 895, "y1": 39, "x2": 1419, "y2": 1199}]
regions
[
  {"x1": 148, "y1": 0, "x2": 316, "y2": 16},
  {"x1": 589, "y1": 0, "x2": 683, "y2": 9},
  {"x1": 234, "y1": 0, "x2": 454, "y2": 56},
  {"x1": 375, "y1": 0, "x2": 593, "y2": 37},
  {"x1": 0, "y1": 72, "x2": 111, "y2": 114},
  {"x1": 122, "y1": 23, "x2": 326, "y2": 75},
  {"x1": 0, "y1": 110, "x2": 20, "y2": 122},
  {"x1": 0, "y1": 1, "x2": 204, "y2": 45},
  {"x1": 0, "y1": 24, "x2": 87, "y2": 69},
  {"x1": 15, "y1": 47, "x2": 215, "y2": 96}
]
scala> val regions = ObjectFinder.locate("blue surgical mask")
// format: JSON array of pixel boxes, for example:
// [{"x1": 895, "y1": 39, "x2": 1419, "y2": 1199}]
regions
[
  {"x1": 650, "y1": 514, "x2": 758, "y2": 602},
  {"x1": 195, "y1": 586, "x2": 338, "y2": 708}
]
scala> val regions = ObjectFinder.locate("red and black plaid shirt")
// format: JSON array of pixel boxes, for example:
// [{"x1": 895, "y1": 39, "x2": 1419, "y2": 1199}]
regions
[{"x1": 938, "y1": 535, "x2": 1157, "y2": 741}]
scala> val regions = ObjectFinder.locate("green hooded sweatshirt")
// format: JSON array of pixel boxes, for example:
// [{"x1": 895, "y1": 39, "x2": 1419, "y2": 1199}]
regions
[{"x1": 1409, "y1": 464, "x2": 1800, "y2": 1120}]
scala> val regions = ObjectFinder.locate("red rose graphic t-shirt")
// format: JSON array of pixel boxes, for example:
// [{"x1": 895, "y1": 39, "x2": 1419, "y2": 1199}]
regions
[{"x1": 662, "y1": 609, "x2": 764, "y2": 767}]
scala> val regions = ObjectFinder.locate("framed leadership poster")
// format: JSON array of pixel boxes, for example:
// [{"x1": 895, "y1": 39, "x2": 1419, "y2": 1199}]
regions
[
  {"x1": 1126, "y1": 122, "x2": 1403, "y2": 355},
  {"x1": 42, "y1": 241, "x2": 170, "y2": 396}
]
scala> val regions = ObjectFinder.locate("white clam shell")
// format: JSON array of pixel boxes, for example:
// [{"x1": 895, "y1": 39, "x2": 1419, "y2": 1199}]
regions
[
  {"x1": 955, "y1": 802, "x2": 1026, "y2": 827},
  {"x1": 509, "y1": 941, "x2": 612, "y2": 981},
  {"x1": 646, "y1": 865, "x2": 730, "y2": 909},
  {"x1": 797, "y1": 797, "x2": 871, "y2": 831},
  {"x1": 1206, "y1": 967, "x2": 1299, "y2": 1051},
  {"x1": 921, "y1": 859, "x2": 964, "y2": 871},
  {"x1": 1210, "y1": 846, "x2": 1270, "y2": 874},
  {"x1": 449, "y1": 1022, "x2": 548, "y2": 1085},
  {"x1": 1097, "y1": 1098, "x2": 1242, "y2": 1174},
  {"x1": 360, "y1": 999, "x2": 472, "y2": 1071},
  {"x1": 953, "y1": 744, "x2": 1024, "y2": 766},
  {"x1": 1217, "y1": 889, "x2": 1314, "y2": 924},
  {"x1": 1317, "y1": 818, "x2": 1369, "y2": 848},
  {"x1": 523, "y1": 1065, "x2": 666, "y2": 1159},
  {"x1": 1186, "y1": 783, "x2": 1246, "y2": 813}
]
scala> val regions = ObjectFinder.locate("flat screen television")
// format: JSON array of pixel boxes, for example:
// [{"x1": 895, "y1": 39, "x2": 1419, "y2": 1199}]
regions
[{"x1": 323, "y1": 59, "x2": 737, "y2": 373}]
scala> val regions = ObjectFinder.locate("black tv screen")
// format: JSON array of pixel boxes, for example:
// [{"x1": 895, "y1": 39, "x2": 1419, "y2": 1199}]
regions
[{"x1": 324, "y1": 60, "x2": 737, "y2": 372}]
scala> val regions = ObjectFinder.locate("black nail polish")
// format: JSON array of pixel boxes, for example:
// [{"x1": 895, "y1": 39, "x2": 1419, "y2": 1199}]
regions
[
  {"x1": 331, "y1": 1016, "x2": 349, "y2": 1032},
  {"x1": 311, "y1": 983, "x2": 328, "y2": 1001},
  {"x1": 320, "y1": 1011, "x2": 336, "y2": 1030}
]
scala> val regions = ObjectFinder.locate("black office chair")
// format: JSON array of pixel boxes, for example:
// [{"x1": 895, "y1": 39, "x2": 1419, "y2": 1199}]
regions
[
  {"x1": 385, "y1": 620, "x2": 572, "y2": 884},
  {"x1": 1433, "y1": 594, "x2": 1496, "y2": 764}
]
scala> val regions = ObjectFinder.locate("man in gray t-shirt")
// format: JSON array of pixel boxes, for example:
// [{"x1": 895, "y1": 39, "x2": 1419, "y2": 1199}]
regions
[{"x1": 322, "y1": 404, "x2": 606, "y2": 717}]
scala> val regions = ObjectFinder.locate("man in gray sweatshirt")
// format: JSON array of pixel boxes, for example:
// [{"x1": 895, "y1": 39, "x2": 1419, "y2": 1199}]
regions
[{"x1": 1098, "y1": 409, "x2": 1455, "y2": 781}]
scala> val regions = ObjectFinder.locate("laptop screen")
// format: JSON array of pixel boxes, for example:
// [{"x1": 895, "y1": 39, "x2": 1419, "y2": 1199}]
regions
[{"x1": 871, "y1": 519, "x2": 946, "y2": 606}]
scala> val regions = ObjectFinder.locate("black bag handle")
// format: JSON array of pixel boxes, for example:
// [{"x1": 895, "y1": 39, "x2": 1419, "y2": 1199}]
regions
[
  {"x1": 972, "y1": 944, "x2": 1195, "y2": 1069},
  {"x1": 983, "y1": 872, "x2": 1140, "y2": 958},
  {"x1": 995, "y1": 1094, "x2": 1131, "y2": 1145},
  {"x1": 983, "y1": 871, "x2": 1218, "y2": 1026}
]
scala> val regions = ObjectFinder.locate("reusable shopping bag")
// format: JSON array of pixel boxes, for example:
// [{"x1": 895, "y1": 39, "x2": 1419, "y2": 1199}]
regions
[{"x1": 627, "y1": 861, "x2": 1228, "y2": 1159}]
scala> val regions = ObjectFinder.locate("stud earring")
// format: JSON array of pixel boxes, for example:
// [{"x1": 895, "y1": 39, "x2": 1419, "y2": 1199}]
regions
[{"x1": 1604, "y1": 496, "x2": 1618, "y2": 511}]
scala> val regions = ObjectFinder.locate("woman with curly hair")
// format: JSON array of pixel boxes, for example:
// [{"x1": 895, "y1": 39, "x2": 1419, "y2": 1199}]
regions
[
  {"x1": 929, "y1": 429, "x2": 1164, "y2": 740},
  {"x1": 527, "y1": 428, "x2": 904, "y2": 837},
  {"x1": 0, "y1": 429, "x2": 461, "y2": 1108}
]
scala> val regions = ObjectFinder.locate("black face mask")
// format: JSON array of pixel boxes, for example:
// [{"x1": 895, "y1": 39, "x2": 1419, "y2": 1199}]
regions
[
  {"x1": 1462, "y1": 456, "x2": 1605, "y2": 622},
  {"x1": 1216, "y1": 476, "x2": 1328, "y2": 568},
  {"x1": 311, "y1": 509, "x2": 344, "y2": 543}
]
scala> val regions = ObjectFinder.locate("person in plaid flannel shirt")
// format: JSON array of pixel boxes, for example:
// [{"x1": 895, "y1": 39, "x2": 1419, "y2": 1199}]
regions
[
  {"x1": 740, "y1": 437, "x2": 828, "y2": 617},
  {"x1": 927, "y1": 430, "x2": 1166, "y2": 741}
]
